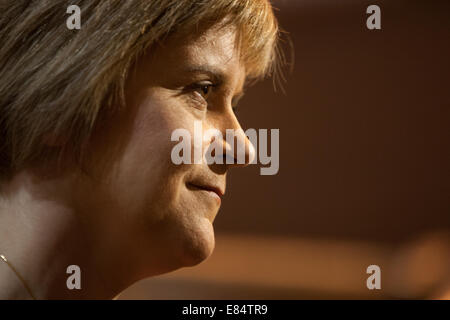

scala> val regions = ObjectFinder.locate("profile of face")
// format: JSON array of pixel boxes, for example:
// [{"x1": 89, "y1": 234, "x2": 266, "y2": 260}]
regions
[{"x1": 75, "y1": 23, "x2": 255, "y2": 277}]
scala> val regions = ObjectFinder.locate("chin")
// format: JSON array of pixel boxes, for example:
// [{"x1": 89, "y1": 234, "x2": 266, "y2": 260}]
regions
[{"x1": 178, "y1": 217, "x2": 216, "y2": 267}]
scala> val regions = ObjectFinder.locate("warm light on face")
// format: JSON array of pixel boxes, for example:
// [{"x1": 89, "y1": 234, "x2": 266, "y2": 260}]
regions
[{"x1": 78, "y1": 23, "x2": 259, "y2": 273}]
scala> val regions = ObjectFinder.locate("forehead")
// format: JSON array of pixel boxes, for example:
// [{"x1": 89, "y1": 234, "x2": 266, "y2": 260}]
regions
[
  {"x1": 152, "y1": 23, "x2": 246, "y2": 84},
  {"x1": 182, "y1": 24, "x2": 239, "y2": 65}
]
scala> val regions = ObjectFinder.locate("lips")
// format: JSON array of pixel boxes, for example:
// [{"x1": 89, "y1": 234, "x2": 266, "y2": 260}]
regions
[{"x1": 187, "y1": 182, "x2": 225, "y2": 199}]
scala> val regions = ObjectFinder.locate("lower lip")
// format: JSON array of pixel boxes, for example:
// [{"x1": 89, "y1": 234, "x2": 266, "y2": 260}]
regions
[
  {"x1": 204, "y1": 190, "x2": 221, "y2": 204},
  {"x1": 189, "y1": 185, "x2": 221, "y2": 205}
]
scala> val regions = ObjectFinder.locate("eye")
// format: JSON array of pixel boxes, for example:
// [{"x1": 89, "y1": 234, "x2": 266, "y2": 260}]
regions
[{"x1": 193, "y1": 83, "x2": 214, "y2": 100}]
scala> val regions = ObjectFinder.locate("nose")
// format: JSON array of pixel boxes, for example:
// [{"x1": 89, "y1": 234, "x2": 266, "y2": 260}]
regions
[
  {"x1": 223, "y1": 126, "x2": 256, "y2": 168},
  {"x1": 206, "y1": 111, "x2": 256, "y2": 168}
]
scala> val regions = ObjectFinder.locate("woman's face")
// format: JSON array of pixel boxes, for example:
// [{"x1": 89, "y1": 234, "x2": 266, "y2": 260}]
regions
[{"x1": 78, "y1": 24, "x2": 254, "y2": 275}]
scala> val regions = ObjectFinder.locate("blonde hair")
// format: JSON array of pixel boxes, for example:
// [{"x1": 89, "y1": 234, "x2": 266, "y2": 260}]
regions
[{"x1": 0, "y1": 0, "x2": 280, "y2": 180}]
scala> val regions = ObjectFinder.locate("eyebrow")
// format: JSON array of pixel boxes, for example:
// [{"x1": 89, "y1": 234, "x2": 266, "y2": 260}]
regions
[{"x1": 181, "y1": 65, "x2": 226, "y2": 85}]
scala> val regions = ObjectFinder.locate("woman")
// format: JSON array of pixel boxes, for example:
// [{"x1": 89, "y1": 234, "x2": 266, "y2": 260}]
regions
[{"x1": 0, "y1": 0, "x2": 280, "y2": 299}]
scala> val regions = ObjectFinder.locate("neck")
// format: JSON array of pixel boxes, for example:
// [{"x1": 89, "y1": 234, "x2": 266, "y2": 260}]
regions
[{"x1": 0, "y1": 171, "x2": 136, "y2": 299}]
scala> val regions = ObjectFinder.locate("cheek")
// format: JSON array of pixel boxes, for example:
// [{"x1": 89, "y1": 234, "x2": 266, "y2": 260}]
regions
[
  {"x1": 112, "y1": 106, "x2": 183, "y2": 214},
  {"x1": 109, "y1": 93, "x2": 200, "y2": 221},
  {"x1": 98, "y1": 92, "x2": 215, "y2": 267},
  {"x1": 128, "y1": 99, "x2": 215, "y2": 264}
]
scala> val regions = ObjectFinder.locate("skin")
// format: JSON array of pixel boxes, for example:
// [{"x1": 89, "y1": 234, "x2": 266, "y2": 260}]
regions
[{"x1": 0, "y1": 22, "x2": 255, "y2": 299}]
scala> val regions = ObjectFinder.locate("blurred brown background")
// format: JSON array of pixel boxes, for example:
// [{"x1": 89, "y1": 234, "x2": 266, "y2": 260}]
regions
[{"x1": 119, "y1": 0, "x2": 450, "y2": 299}]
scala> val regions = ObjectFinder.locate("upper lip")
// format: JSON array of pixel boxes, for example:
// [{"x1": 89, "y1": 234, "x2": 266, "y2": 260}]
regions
[{"x1": 188, "y1": 182, "x2": 225, "y2": 198}]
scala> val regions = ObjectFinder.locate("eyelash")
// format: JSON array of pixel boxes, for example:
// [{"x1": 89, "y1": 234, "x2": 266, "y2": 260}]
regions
[
  {"x1": 186, "y1": 82, "x2": 240, "y2": 114},
  {"x1": 194, "y1": 83, "x2": 214, "y2": 99},
  {"x1": 184, "y1": 82, "x2": 214, "y2": 108}
]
